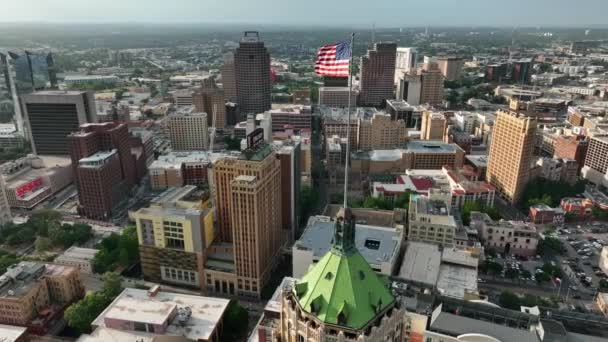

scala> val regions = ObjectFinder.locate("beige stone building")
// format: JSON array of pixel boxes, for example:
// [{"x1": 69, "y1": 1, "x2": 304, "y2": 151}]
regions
[
  {"x1": 0, "y1": 262, "x2": 83, "y2": 327},
  {"x1": 421, "y1": 111, "x2": 447, "y2": 140},
  {"x1": 211, "y1": 144, "x2": 286, "y2": 298},
  {"x1": 168, "y1": 111, "x2": 209, "y2": 151},
  {"x1": 357, "y1": 113, "x2": 407, "y2": 150},
  {"x1": 408, "y1": 190, "x2": 460, "y2": 247},
  {"x1": 486, "y1": 104, "x2": 537, "y2": 204}
]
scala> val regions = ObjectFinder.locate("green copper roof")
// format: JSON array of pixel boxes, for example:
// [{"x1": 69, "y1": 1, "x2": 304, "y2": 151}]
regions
[{"x1": 294, "y1": 248, "x2": 395, "y2": 330}]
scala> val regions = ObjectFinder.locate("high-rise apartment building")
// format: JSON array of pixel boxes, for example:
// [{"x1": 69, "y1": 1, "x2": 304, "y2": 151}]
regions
[
  {"x1": 358, "y1": 43, "x2": 397, "y2": 107},
  {"x1": 67, "y1": 122, "x2": 140, "y2": 220},
  {"x1": 437, "y1": 56, "x2": 464, "y2": 81},
  {"x1": 193, "y1": 87, "x2": 226, "y2": 129},
  {"x1": 133, "y1": 186, "x2": 214, "y2": 289},
  {"x1": 421, "y1": 111, "x2": 447, "y2": 140},
  {"x1": 234, "y1": 31, "x2": 271, "y2": 115},
  {"x1": 357, "y1": 113, "x2": 407, "y2": 150},
  {"x1": 394, "y1": 47, "x2": 417, "y2": 84},
  {"x1": 168, "y1": 111, "x2": 209, "y2": 151},
  {"x1": 0, "y1": 50, "x2": 56, "y2": 134},
  {"x1": 419, "y1": 61, "x2": 445, "y2": 105},
  {"x1": 22, "y1": 90, "x2": 97, "y2": 155},
  {"x1": 486, "y1": 104, "x2": 537, "y2": 204},
  {"x1": 220, "y1": 53, "x2": 237, "y2": 102},
  {"x1": 212, "y1": 137, "x2": 285, "y2": 298},
  {"x1": 582, "y1": 136, "x2": 608, "y2": 186}
]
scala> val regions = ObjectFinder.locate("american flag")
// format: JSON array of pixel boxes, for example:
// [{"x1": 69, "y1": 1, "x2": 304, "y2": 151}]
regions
[{"x1": 314, "y1": 40, "x2": 351, "y2": 77}]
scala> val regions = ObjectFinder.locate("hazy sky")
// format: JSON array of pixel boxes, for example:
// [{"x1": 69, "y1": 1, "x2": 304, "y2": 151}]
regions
[{"x1": 3, "y1": 0, "x2": 607, "y2": 27}]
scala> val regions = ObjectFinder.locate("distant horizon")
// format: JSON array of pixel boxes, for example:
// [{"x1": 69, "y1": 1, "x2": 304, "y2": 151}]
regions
[
  {"x1": 3, "y1": 0, "x2": 607, "y2": 29},
  {"x1": 0, "y1": 21, "x2": 607, "y2": 30}
]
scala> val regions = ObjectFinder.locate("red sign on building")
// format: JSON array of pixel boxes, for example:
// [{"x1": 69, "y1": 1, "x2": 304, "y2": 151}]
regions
[{"x1": 15, "y1": 178, "x2": 43, "y2": 198}]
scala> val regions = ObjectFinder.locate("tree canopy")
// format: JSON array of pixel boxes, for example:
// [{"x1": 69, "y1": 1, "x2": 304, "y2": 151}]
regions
[
  {"x1": 92, "y1": 226, "x2": 139, "y2": 274},
  {"x1": 522, "y1": 179, "x2": 586, "y2": 209},
  {"x1": 221, "y1": 300, "x2": 249, "y2": 342}
]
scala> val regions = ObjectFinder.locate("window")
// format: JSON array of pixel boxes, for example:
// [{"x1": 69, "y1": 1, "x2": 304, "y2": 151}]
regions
[{"x1": 364, "y1": 239, "x2": 381, "y2": 250}]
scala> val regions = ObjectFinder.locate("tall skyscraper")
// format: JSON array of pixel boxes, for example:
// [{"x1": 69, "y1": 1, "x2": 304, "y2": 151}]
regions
[
  {"x1": 22, "y1": 90, "x2": 97, "y2": 155},
  {"x1": 358, "y1": 43, "x2": 397, "y2": 107},
  {"x1": 168, "y1": 111, "x2": 209, "y2": 151},
  {"x1": 220, "y1": 53, "x2": 237, "y2": 103},
  {"x1": 394, "y1": 47, "x2": 417, "y2": 83},
  {"x1": 212, "y1": 132, "x2": 285, "y2": 298},
  {"x1": 419, "y1": 61, "x2": 445, "y2": 105},
  {"x1": 234, "y1": 31, "x2": 271, "y2": 115},
  {"x1": 0, "y1": 50, "x2": 57, "y2": 134},
  {"x1": 67, "y1": 122, "x2": 139, "y2": 220},
  {"x1": 437, "y1": 56, "x2": 464, "y2": 81},
  {"x1": 511, "y1": 59, "x2": 533, "y2": 84},
  {"x1": 486, "y1": 102, "x2": 537, "y2": 204}
]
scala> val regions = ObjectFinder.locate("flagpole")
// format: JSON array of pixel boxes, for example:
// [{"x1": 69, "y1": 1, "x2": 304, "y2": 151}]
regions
[{"x1": 343, "y1": 32, "x2": 355, "y2": 209}]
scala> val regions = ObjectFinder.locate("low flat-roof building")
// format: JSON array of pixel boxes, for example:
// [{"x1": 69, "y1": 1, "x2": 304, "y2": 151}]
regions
[
  {"x1": 292, "y1": 215, "x2": 402, "y2": 277},
  {"x1": 1, "y1": 155, "x2": 72, "y2": 209},
  {"x1": 408, "y1": 191, "x2": 460, "y2": 248},
  {"x1": 0, "y1": 262, "x2": 84, "y2": 334},
  {"x1": 470, "y1": 212, "x2": 539, "y2": 256},
  {"x1": 80, "y1": 287, "x2": 230, "y2": 342},
  {"x1": 351, "y1": 141, "x2": 465, "y2": 176},
  {"x1": 397, "y1": 241, "x2": 479, "y2": 299},
  {"x1": 54, "y1": 246, "x2": 99, "y2": 273},
  {"x1": 373, "y1": 166, "x2": 495, "y2": 209},
  {"x1": 0, "y1": 324, "x2": 27, "y2": 342}
]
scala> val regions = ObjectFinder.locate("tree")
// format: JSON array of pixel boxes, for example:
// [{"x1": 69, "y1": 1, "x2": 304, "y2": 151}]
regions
[
  {"x1": 462, "y1": 201, "x2": 500, "y2": 225},
  {"x1": 222, "y1": 301, "x2": 249, "y2": 341},
  {"x1": 92, "y1": 227, "x2": 139, "y2": 274},
  {"x1": 600, "y1": 279, "x2": 608, "y2": 291},
  {"x1": 521, "y1": 270, "x2": 532, "y2": 280},
  {"x1": 102, "y1": 272, "x2": 123, "y2": 298},
  {"x1": 480, "y1": 260, "x2": 503, "y2": 276},
  {"x1": 535, "y1": 272, "x2": 551, "y2": 283},
  {"x1": 538, "y1": 237, "x2": 566, "y2": 256},
  {"x1": 65, "y1": 292, "x2": 110, "y2": 334},
  {"x1": 505, "y1": 268, "x2": 520, "y2": 281},
  {"x1": 35, "y1": 236, "x2": 51, "y2": 253},
  {"x1": 498, "y1": 291, "x2": 521, "y2": 310}
]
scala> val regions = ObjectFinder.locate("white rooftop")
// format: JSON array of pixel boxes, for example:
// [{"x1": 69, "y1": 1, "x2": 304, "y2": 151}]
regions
[
  {"x1": 0, "y1": 324, "x2": 27, "y2": 342},
  {"x1": 91, "y1": 288, "x2": 230, "y2": 341},
  {"x1": 398, "y1": 242, "x2": 441, "y2": 286}
]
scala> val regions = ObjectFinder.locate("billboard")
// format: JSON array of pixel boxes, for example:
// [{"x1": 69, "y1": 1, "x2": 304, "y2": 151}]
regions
[
  {"x1": 15, "y1": 177, "x2": 43, "y2": 198},
  {"x1": 247, "y1": 128, "x2": 265, "y2": 150}
]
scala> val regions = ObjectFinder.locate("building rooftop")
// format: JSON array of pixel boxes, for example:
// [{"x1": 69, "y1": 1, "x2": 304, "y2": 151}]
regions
[
  {"x1": 0, "y1": 262, "x2": 75, "y2": 298},
  {"x1": 386, "y1": 99, "x2": 415, "y2": 111},
  {"x1": 436, "y1": 263, "x2": 478, "y2": 298},
  {"x1": 429, "y1": 310, "x2": 539, "y2": 342},
  {"x1": 406, "y1": 141, "x2": 460, "y2": 153},
  {"x1": 91, "y1": 288, "x2": 230, "y2": 341},
  {"x1": 0, "y1": 324, "x2": 27, "y2": 342},
  {"x1": 29, "y1": 90, "x2": 89, "y2": 96},
  {"x1": 78, "y1": 150, "x2": 117, "y2": 168},
  {"x1": 465, "y1": 154, "x2": 489, "y2": 168},
  {"x1": 149, "y1": 151, "x2": 240, "y2": 170},
  {"x1": 55, "y1": 246, "x2": 99, "y2": 263},
  {"x1": 294, "y1": 215, "x2": 401, "y2": 268},
  {"x1": 398, "y1": 242, "x2": 441, "y2": 286}
]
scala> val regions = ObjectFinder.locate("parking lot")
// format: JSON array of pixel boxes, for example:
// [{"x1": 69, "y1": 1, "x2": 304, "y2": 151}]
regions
[{"x1": 555, "y1": 223, "x2": 608, "y2": 291}]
